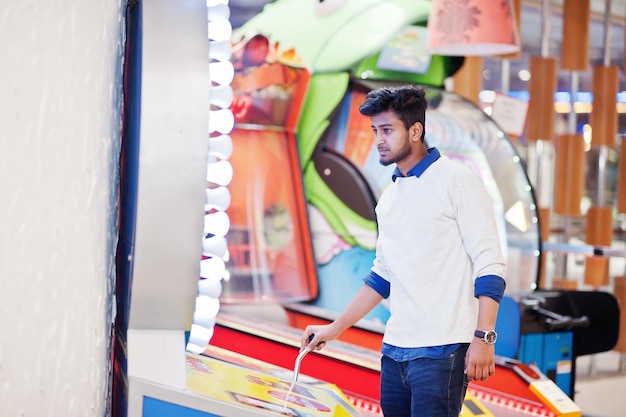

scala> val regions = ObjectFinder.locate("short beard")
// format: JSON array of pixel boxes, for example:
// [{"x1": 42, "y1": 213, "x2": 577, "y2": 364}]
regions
[{"x1": 380, "y1": 137, "x2": 412, "y2": 166}]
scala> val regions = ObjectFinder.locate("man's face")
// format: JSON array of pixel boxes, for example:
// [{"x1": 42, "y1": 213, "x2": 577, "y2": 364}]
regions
[{"x1": 370, "y1": 111, "x2": 411, "y2": 167}]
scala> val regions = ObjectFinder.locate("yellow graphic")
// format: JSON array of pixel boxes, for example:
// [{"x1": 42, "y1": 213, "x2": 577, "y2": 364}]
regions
[{"x1": 186, "y1": 353, "x2": 361, "y2": 416}]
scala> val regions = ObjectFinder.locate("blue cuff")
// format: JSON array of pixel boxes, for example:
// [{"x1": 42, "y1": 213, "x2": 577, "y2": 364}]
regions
[
  {"x1": 474, "y1": 275, "x2": 506, "y2": 303},
  {"x1": 363, "y1": 271, "x2": 390, "y2": 299}
]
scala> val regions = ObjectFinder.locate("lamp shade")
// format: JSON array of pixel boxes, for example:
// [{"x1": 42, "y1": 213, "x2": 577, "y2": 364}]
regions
[
  {"x1": 590, "y1": 65, "x2": 619, "y2": 146},
  {"x1": 561, "y1": 0, "x2": 590, "y2": 71},
  {"x1": 526, "y1": 56, "x2": 557, "y2": 141},
  {"x1": 553, "y1": 134, "x2": 585, "y2": 215},
  {"x1": 427, "y1": 0, "x2": 520, "y2": 56},
  {"x1": 494, "y1": 0, "x2": 522, "y2": 59}
]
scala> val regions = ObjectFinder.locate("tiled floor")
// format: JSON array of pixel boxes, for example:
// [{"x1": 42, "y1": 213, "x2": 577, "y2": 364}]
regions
[{"x1": 574, "y1": 351, "x2": 626, "y2": 417}]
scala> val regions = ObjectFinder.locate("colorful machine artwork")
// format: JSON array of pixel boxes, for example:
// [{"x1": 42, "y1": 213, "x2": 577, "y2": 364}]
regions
[
  {"x1": 186, "y1": 351, "x2": 362, "y2": 417},
  {"x1": 222, "y1": 0, "x2": 440, "y2": 311},
  {"x1": 224, "y1": 0, "x2": 540, "y2": 325}
]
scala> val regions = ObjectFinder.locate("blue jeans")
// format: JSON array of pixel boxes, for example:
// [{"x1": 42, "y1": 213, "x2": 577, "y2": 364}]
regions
[{"x1": 380, "y1": 344, "x2": 469, "y2": 417}]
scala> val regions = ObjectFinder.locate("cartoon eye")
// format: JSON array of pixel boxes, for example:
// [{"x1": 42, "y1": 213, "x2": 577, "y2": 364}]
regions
[
  {"x1": 313, "y1": 0, "x2": 349, "y2": 17},
  {"x1": 242, "y1": 34, "x2": 269, "y2": 67}
]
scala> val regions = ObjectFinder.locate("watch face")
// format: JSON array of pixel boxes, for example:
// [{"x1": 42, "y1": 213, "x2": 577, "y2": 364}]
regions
[{"x1": 485, "y1": 331, "x2": 497, "y2": 344}]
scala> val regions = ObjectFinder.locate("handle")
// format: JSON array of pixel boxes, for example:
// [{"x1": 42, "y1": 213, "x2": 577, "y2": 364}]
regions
[{"x1": 532, "y1": 306, "x2": 590, "y2": 331}]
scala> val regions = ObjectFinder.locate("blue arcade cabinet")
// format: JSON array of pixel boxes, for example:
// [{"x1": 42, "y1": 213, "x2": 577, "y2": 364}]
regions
[{"x1": 495, "y1": 290, "x2": 620, "y2": 399}]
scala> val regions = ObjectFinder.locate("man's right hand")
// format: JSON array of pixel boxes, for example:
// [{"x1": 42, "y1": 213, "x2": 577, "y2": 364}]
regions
[{"x1": 301, "y1": 324, "x2": 339, "y2": 351}]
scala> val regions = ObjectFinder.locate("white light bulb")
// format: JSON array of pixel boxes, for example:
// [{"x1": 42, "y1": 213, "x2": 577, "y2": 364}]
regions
[
  {"x1": 206, "y1": 160, "x2": 233, "y2": 186},
  {"x1": 209, "y1": 40, "x2": 232, "y2": 61},
  {"x1": 208, "y1": 3, "x2": 230, "y2": 21},
  {"x1": 199, "y1": 257, "x2": 226, "y2": 281},
  {"x1": 196, "y1": 295, "x2": 221, "y2": 318},
  {"x1": 202, "y1": 234, "x2": 227, "y2": 258},
  {"x1": 209, "y1": 61, "x2": 234, "y2": 85},
  {"x1": 208, "y1": 109, "x2": 234, "y2": 134},
  {"x1": 194, "y1": 294, "x2": 219, "y2": 327},
  {"x1": 206, "y1": 0, "x2": 228, "y2": 8},
  {"x1": 208, "y1": 134, "x2": 233, "y2": 159},
  {"x1": 210, "y1": 84, "x2": 233, "y2": 109},
  {"x1": 203, "y1": 211, "x2": 230, "y2": 236},
  {"x1": 186, "y1": 343, "x2": 205, "y2": 354},
  {"x1": 188, "y1": 323, "x2": 215, "y2": 347},
  {"x1": 194, "y1": 309, "x2": 217, "y2": 329},
  {"x1": 208, "y1": 19, "x2": 232, "y2": 41},
  {"x1": 199, "y1": 276, "x2": 223, "y2": 299},
  {"x1": 205, "y1": 186, "x2": 231, "y2": 211}
]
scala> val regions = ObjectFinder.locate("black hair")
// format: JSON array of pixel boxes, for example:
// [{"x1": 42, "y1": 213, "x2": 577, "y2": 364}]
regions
[{"x1": 358, "y1": 85, "x2": 427, "y2": 141}]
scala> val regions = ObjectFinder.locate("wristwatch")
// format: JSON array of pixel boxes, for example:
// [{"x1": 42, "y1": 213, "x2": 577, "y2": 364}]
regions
[{"x1": 474, "y1": 330, "x2": 497, "y2": 345}]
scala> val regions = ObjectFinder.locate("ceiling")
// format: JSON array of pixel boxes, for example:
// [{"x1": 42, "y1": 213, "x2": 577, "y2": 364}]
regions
[{"x1": 228, "y1": 0, "x2": 626, "y2": 92}]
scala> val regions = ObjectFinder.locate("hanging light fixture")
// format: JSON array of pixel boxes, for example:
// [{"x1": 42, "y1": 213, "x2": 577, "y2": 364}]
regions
[{"x1": 426, "y1": 0, "x2": 520, "y2": 56}]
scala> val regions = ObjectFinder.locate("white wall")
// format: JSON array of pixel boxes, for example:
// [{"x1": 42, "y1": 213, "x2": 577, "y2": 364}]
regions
[{"x1": 0, "y1": 1, "x2": 125, "y2": 416}]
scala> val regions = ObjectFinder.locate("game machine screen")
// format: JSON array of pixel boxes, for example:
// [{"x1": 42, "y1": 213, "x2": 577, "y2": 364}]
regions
[{"x1": 220, "y1": 36, "x2": 317, "y2": 304}]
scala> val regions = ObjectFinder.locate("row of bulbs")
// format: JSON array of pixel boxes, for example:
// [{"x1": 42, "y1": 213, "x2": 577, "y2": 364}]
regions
[{"x1": 186, "y1": 0, "x2": 234, "y2": 354}]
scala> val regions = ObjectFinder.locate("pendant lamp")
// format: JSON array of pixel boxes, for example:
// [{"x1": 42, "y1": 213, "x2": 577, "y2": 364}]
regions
[
  {"x1": 561, "y1": 0, "x2": 590, "y2": 71},
  {"x1": 427, "y1": 0, "x2": 520, "y2": 56},
  {"x1": 553, "y1": 134, "x2": 585, "y2": 216},
  {"x1": 526, "y1": 56, "x2": 558, "y2": 142},
  {"x1": 591, "y1": 65, "x2": 619, "y2": 146},
  {"x1": 584, "y1": 206, "x2": 613, "y2": 288}
]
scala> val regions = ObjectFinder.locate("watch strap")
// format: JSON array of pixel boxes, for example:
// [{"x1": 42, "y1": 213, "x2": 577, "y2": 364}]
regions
[{"x1": 474, "y1": 329, "x2": 497, "y2": 344}]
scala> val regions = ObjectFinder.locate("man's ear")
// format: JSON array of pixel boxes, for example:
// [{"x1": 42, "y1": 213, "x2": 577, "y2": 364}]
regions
[{"x1": 411, "y1": 122, "x2": 423, "y2": 142}]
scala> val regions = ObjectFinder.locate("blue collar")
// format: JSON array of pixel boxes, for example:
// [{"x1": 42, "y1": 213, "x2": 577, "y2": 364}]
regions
[{"x1": 392, "y1": 147, "x2": 441, "y2": 182}]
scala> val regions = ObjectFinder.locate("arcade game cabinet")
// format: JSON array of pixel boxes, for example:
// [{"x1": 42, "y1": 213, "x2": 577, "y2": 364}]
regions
[
  {"x1": 213, "y1": 1, "x2": 620, "y2": 416},
  {"x1": 496, "y1": 290, "x2": 620, "y2": 399}
]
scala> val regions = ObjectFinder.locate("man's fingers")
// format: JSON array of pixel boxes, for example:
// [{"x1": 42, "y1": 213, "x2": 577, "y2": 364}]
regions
[{"x1": 466, "y1": 366, "x2": 495, "y2": 382}]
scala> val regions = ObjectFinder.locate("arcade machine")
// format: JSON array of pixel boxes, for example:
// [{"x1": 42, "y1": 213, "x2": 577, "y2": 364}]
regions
[
  {"x1": 203, "y1": 0, "x2": 589, "y2": 416},
  {"x1": 221, "y1": 0, "x2": 539, "y2": 320},
  {"x1": 495, "y1": 289, "x2": 620, "y2": 398},
  {"x1": 212, "y1": 312, "x2": 582, "y2": 417},
  {"x1": 209, "y1": 0, "x2": 619, "y2": 416},
  {"x1": 111, "y1": 1, "x2": 618, "y2": 416}
]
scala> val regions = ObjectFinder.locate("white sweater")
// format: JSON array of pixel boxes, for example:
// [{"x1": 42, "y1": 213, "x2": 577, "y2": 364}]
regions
[{"x1": 372, "y1": 155, "x2": 506, "y2": 348}]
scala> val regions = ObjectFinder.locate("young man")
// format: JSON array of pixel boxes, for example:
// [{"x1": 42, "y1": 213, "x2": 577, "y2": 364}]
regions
[{"x1": 301, "y1": 85, "x2": 507, "y2": 417}]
